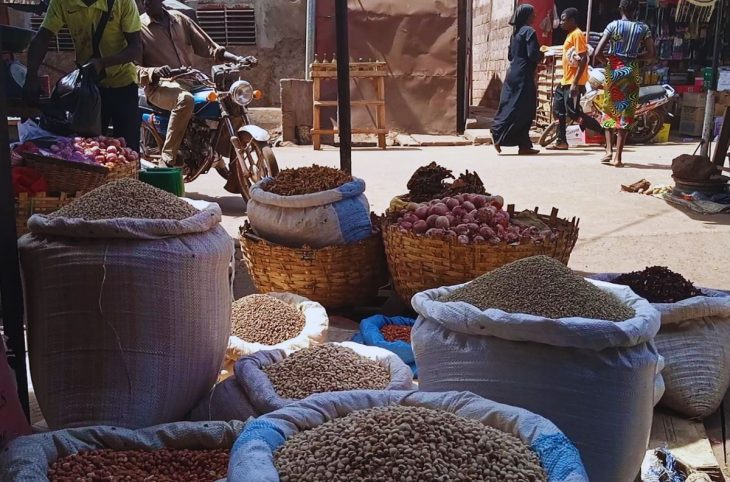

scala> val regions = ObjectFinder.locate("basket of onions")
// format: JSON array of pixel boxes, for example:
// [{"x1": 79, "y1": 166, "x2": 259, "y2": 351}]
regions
[{"x1": 382, "y1": 193, "x2": 580, "y2": 303}]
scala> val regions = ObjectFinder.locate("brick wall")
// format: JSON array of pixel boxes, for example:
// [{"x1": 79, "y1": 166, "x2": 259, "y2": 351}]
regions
[{"x1": 472, "y1": 0, "x2": 514, "y2": 108}]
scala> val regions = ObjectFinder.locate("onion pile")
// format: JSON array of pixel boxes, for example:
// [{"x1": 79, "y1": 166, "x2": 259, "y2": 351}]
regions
[
  {"x1": 44, "y1": 136, "x2": 139, "y2": 168},
  {"x1": 394, "y1": 194, "x2": 557, "y2": 245}
]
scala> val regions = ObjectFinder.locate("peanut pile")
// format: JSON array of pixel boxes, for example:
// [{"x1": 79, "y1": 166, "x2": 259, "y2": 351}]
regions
[
  {"x1": 231, "y1": 294, "x2": 305, "y2": 345},
  {"x1": 381, "y1": 324, "x2": 412, "y2": 343},
  {"x1": 263, "y1": 165, "x2": 352, "y2": 196},
  {"x1": 262, "y1": 343, "x2": 390, "y2": 400},
  {"x1": 48, "y1": 448, "x2": 229, "y2": 481},
  {"x1": 50, "y1": 179, "x2": 198, "y2": 221},
  {"x1": 443, "y1": 255, "x2": 635, "y2": 321},
  {"x1": 274, "y1": 405, "x2": 547, "y2": 482}
]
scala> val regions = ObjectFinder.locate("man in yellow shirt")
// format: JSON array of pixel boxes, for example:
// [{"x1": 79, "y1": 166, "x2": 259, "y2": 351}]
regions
[
  {"x1": 548, "y1": 7, "x2": 594, "y2": 151},
  {"x1": 23, "y1": 0, "x2": 143, "y2": 150}
]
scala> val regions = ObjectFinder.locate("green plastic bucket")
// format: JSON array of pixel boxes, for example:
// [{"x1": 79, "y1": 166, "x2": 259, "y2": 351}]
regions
[{"x1": 138, "y1": 167, "x2": 185, "y2": 197}]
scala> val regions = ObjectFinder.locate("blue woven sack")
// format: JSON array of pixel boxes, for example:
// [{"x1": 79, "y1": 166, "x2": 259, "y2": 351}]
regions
[{"x1": 352, "y1": 315, "x2": 417, "y2": 376}]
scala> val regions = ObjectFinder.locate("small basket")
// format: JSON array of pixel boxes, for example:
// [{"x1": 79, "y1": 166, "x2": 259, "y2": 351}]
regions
[
  {"x1": 240, "y1": 224, "x2": 388, "y2": 309},
  {"x1": 23, "y1": 153, "x2": 138, "y2": 194},
  {"x1": 15, "y1": 191, "x2": 79, "y2": 237},
  {"x1": 383, "y1": 206, "x2": 580, "y2": 303}
]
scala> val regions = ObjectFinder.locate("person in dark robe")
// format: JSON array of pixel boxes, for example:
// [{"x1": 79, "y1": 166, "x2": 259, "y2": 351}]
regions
[{"x1": 491, "y1": 3, "x2": 543, "y2": 155}]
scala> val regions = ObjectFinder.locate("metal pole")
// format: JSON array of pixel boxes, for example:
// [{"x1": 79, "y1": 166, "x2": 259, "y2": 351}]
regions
[
  {"x1": 305, "y1": 0, "x2": 316, "y2": 80},
  {"x1": 0, "y1": 29, "x2": 31, "y2": 420},
  {"x1": 586, "y1": 0, "x2": 593, "y2": 39},
  {"x1": 700, "y1": 0, "x2": 724, "y2": 157},
  {"x1": 334, "y1": 0, "x2": 351, "y2": 174}
]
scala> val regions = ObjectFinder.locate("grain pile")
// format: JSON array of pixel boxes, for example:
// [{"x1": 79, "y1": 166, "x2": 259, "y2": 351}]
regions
[
  {"x1": 263, "y1": 165, "x2": 352, "y2": 196},
  {"x1": 381, "y1": 324, "x2": 412, "y2": 343},
  {"x1": 262, "y1": 344, "x2": 390, "y2": 400},
  {"x1": 50, "y1": 179, "x2": 198, "y2": 221},
  {"x1": 48, "y1": 448, "x2": 229, "y2": 481},
  {"x1": 442, "y1": 256, "x2": 635, "y2": 321},
  {"x1": 231, "y1": 294, "x2": 305, "y2": 345},
  {"x1": 613, "y1": 266, "x2": 704, "y2": 303},
  {"x1": 274, "y1": 405, "x2": 547, "y2": 482}
]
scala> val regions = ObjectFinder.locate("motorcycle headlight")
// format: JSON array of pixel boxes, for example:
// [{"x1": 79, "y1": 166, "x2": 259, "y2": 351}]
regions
[{"x1": 229, "y1": 80, "x2": 254, "y2": 106}]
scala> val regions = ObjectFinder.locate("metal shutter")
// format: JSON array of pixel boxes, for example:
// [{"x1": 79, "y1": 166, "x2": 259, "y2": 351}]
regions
[
  {"x1": 197, "y1": 7, "x2": 255, "y2": 46},
  {"x1": 30, "y1": 15, "x2": 74, "y2": 51}
]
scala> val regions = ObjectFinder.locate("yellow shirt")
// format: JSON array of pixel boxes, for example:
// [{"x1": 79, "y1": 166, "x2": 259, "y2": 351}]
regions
[
  {"x1": 561, "y1": 28, "x2": 589, "y2": 86},
  {"x1": 41, "y1": 0, "x2": 141, "y2": 88}
]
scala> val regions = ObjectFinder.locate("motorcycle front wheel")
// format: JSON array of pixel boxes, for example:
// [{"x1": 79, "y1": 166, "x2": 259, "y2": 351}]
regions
[
  {"x1": 629, "y1": 109, "x2": 664, "y2": 144},
  {"x1": 538, "y1": 123, "x2": 559, "y2": 147},
  {"x1": 232, "y1": 132, "x2": 279, "y2": 202}
]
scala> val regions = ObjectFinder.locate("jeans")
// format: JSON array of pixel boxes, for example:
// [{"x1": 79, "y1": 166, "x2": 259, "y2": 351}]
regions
[{"x1": 100, "y1": 83, "x2": 140, "y2": 152}]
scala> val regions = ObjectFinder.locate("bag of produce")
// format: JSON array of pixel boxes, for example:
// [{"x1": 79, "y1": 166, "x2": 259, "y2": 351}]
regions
[
  {"x1": 594, "y1": 269, "x2": 730, "y2": 419},
  {"x1": 351, "y1": 315, "x2": 417, "y2": 376},
  {"x1": 246, "y1": 166, "x2": 372, "y2": 248},
  {"x1": 411, "y1": 256, "x2": 662, "y2": 482},
  {"x1": 18, "y1": 179, "x2": 234, "y2": 429},
  {"x1": 190, "y1": 342, "x2": 413, "y2": 422},
  {"x1": 41, "y1": 65, "x2": 102, "y2": 137},
  {"x1": 228, "y1": 389, "x2": 588, "y2": 481},
  {"x1": 0, "y1": 420, "x2": 242, "y2": 482},
  {"x1": 0, "y1": 338, "x2": 31, "y2": 450}
]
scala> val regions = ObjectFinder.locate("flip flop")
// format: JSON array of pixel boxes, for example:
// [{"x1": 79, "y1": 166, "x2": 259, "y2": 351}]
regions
[
  {"x1": 546, "y1": 144, "x2": 569, "y2": 151},
  {"x1": 600, "y1": 154, "x2": 612, "y2": 164}
]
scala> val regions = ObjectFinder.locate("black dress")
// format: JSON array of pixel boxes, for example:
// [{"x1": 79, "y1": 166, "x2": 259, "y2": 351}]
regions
[{"x1": 491, "y1": 26, "x2": 543, "y2": 149}]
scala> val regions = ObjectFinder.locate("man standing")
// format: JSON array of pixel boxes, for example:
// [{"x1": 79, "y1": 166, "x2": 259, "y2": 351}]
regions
[
  {"x1": 548, "y1": 7, "x2": 598, "y2": 151},
  {"x1": 24, "y1": 0, "x2": 143, "y2": 150},
  {"x1": 137, "y1": 0, "x2": 252, "y2": 166}
]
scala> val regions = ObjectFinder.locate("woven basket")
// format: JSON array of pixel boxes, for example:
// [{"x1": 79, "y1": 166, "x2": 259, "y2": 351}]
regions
[
  {"x1": 240, "y1": 225, "x2": 388, "y2": 309},
  {"x1": 23, "y1": 153, "x2": 138, "y2": 194},
  {"x1": 383, "y1": 206, "x2": 580, "y2": 303},
  {"x1": 15, "y1": 191, "x2": 79, "y2": 237}
]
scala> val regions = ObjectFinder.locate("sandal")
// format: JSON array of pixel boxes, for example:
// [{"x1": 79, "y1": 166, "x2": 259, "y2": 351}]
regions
[
  {"x1": 546, "y1": 143, "x2": 569, "y2": 151},
  {"x1": 600, "y1": 154, "x2": 613, "y2": 164},
  {"x1": 518, "y1": 148, "x2": 540, "y2": 155}
]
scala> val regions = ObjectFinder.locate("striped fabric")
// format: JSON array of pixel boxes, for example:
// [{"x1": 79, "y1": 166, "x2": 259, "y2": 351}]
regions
[{"x1": 604, "y1": 20, "x2": 652, "y2": 59}]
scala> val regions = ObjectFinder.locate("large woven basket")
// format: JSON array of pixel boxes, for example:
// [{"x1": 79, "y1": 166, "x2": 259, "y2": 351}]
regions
[
  {"x1": 240, "y1": 225, "x2": 388, "y2": 309},
  {"x1": 23, "y1": 153, "x2": 138, "y2": 194},
  {"x1": 15, "y1": 191, "x2": 79, "y2": 237},
  {"x1": 383, "y1": 206, "x2": 580, "y2": 303}
]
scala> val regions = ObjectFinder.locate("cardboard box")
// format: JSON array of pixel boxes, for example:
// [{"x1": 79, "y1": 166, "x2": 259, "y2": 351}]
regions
[
  {"x1": 566, "y1": 125, "x2": 583, "y2": 147},
  {"x1": 583, "y1": 129, "x2": 604, "y2": 145},
  {"x1": 679, "y1": 104, "x2": 706, "y2": 137},
  {"x1": 683, "y1": 92, "x2": 707, "y2": 108}
]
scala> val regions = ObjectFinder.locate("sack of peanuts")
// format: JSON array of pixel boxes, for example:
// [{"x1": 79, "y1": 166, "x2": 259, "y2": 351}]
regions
[
  {"x1": 0, "y1": 337, "x2": 31, "y2": 450},
  {"x1": 190, "y1": 342, "x2": 413, "y2": 422},
  {"x1": 246, "y1": 168, "x2": 372, "y2": 248},
  {"x1": 593, "y1": 271, "x2": 730, "y2": 419},
  {"x1": 224, "y1": 293, "x2": 328, "y2": 373},
  {"x1": 18, "y1": 180, "x2": 234, "y2": 430},
  {"x1": 411, "y1": 256, "x2": 662, "y2": 482},
  {"x1": 228, "y1": 389, "x2": 589, "y2": 481},
  {"x1": 0, "y1": 420, "x2": 242, "y2": 481},
  {"x1": 351, "y1": 315, "x2": 417, "y2": 376}
]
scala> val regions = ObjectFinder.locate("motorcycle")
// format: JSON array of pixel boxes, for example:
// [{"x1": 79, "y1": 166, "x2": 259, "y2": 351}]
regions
[
  {"x1": 539, "y1": 67, "x2": 675, "y2": 147},
  {"x1": 138, "y1": 58, "x2": 278, "y2": 202}
]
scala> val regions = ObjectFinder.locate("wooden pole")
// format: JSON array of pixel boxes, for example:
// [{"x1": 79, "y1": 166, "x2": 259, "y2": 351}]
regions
[
  {"x1": 334, "y1": 0, "x2": 351, "y2": 174},
  {"x1": 701, "y1": 0, "x2": 724, "y2": 157}
]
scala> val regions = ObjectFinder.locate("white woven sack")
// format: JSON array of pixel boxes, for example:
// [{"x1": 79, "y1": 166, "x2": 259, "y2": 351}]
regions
[
  {"x1": 19, "y1": 201, "x2": 234, "y2": 430},
  {"x1": 593, "y1": 273, "x2": 730, "y2": 419},
  {"x1": 226, "y1": 292, "x2": 328, "y2": 362},
  {"x1": 228, "y1": 390, "x2": 589, "y2": 482},
  {"x1": 0, "y1": 420, "x2": 242, "y2": 482},
  {"x1": 411, "y1": 279, "x2": 661, "y2": 482}
]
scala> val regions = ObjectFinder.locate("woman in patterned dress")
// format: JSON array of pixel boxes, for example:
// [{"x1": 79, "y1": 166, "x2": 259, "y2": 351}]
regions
[{"x1": 594, "y1": 0, "x2": 655, "y2": 167}]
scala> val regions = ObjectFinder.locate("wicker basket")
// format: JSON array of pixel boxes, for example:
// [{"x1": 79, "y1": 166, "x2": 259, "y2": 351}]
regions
[
  {"x1": 383, "y1": 206, "x2": 580, "y2": 303},
  {"x1": 15, "y1": 191, "x2": 79, "y2": 237},
  {"x1": 240, "y1": 225, "x2": 388, "y2": 309},
  {"x1": 23, "y1": 153, "x2": 138, "y2": 194}
]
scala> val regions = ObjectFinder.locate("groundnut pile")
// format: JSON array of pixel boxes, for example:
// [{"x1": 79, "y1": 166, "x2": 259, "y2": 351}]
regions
[
  {"x1": 613, "y1": 266, "x2": 704, "y2": 303},
  {"x1": 443, "y1": 256, "x2": 635, "y2": 321},
  {"x1": 231, "y1": 294, "x2": 305, "y2": 345},
  {"x1": 262, "y1": 344, "x2": 390, "y2": 400},
  {"x1": 50, "y1": 179, "x2": 199, "y2": 221},
  {"x1": 381, "y1": 324, "x2": 412, "y2": 343},
  {"x1": 263, "y1": 165, "x2": 352, "y2": 196},
  {"x1": 48, "y1": 448, "x2": 229, "y2": 482},
  {"x1": 274, "y1": 405, "x2": 547, "y2": 482}
]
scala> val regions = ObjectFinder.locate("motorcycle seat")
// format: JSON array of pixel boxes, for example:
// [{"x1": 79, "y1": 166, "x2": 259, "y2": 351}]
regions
[
  {"x1": 139, "y1": 94, "x2": 171, "y2": 116},
  {"x1": 638, "y1": 86, "x2": 667, "y2": 104}
]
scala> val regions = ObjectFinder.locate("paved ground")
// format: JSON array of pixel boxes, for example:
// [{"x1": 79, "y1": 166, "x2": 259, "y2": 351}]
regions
[{"x1": 186, "y1": 141, "x2": 730, "y2": 291}]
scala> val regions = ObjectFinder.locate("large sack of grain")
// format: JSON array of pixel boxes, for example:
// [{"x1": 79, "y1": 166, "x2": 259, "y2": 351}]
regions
[
  {"x1": 228, "y1": 390, "x2": 588, "y2": 481},
  {"x1": 0, "y1": 420, "x2": 242, "y2": 482},
  {"x1": 190, "y1": 342, "x2": 413, "y2": 422},
  {"x1": 18, "y1": 180, "x2": 234, "y2": 429},
  {"x1": 246, "y1": 174, "x2": 372, "y2": 248},
  {"x1": 594, "y1": 272, "x2": 730, "y2": 419},
  {"x1": 411, "y1": 257, "x2": 662, "y2": 482}
]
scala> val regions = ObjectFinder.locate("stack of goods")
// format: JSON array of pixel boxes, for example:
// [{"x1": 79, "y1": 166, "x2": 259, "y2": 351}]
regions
[
  {"x1": 18, "y1": 179, "x2": 234, "y2": 429},
  {"x1": 395, "y1": 162, "x2": 489, "y2": 205},
  {"x1": 223, "y1": 293, "x2": 328, "y2": 379},
  {"x1": 0, "y1": 421, "x2": 242, "y2": 481},
  {"x1": 411, "y1": 256, "x2": 661, "y2": 482},
  {"x1": 351, "y1": 315, "x2": 418, "y2": 376},
  {"x1": 241, "y1": 165, "x2": 387, "y2": 309},
  {"x1": 228, "y1": 390, "x2": 588, "y2": 481},
  {"x1": 595, "y1": 267, "x2": 730, "y2": 420}
]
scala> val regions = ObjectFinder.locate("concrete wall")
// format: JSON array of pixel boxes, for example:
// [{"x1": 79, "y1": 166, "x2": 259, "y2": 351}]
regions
[{"x1": 471, "y1": 0, "x2": 513, "y2": 108}]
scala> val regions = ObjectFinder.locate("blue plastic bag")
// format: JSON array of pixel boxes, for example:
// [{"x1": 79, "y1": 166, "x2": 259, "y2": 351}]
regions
[{"x1": 352, "y1": 315, "x2": 417, "y2": 377}]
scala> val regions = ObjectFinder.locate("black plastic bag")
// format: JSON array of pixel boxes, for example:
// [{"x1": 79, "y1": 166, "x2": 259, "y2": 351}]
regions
[{"x1": 40, "y1": 64, "x2": 101, "y2": 137}]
